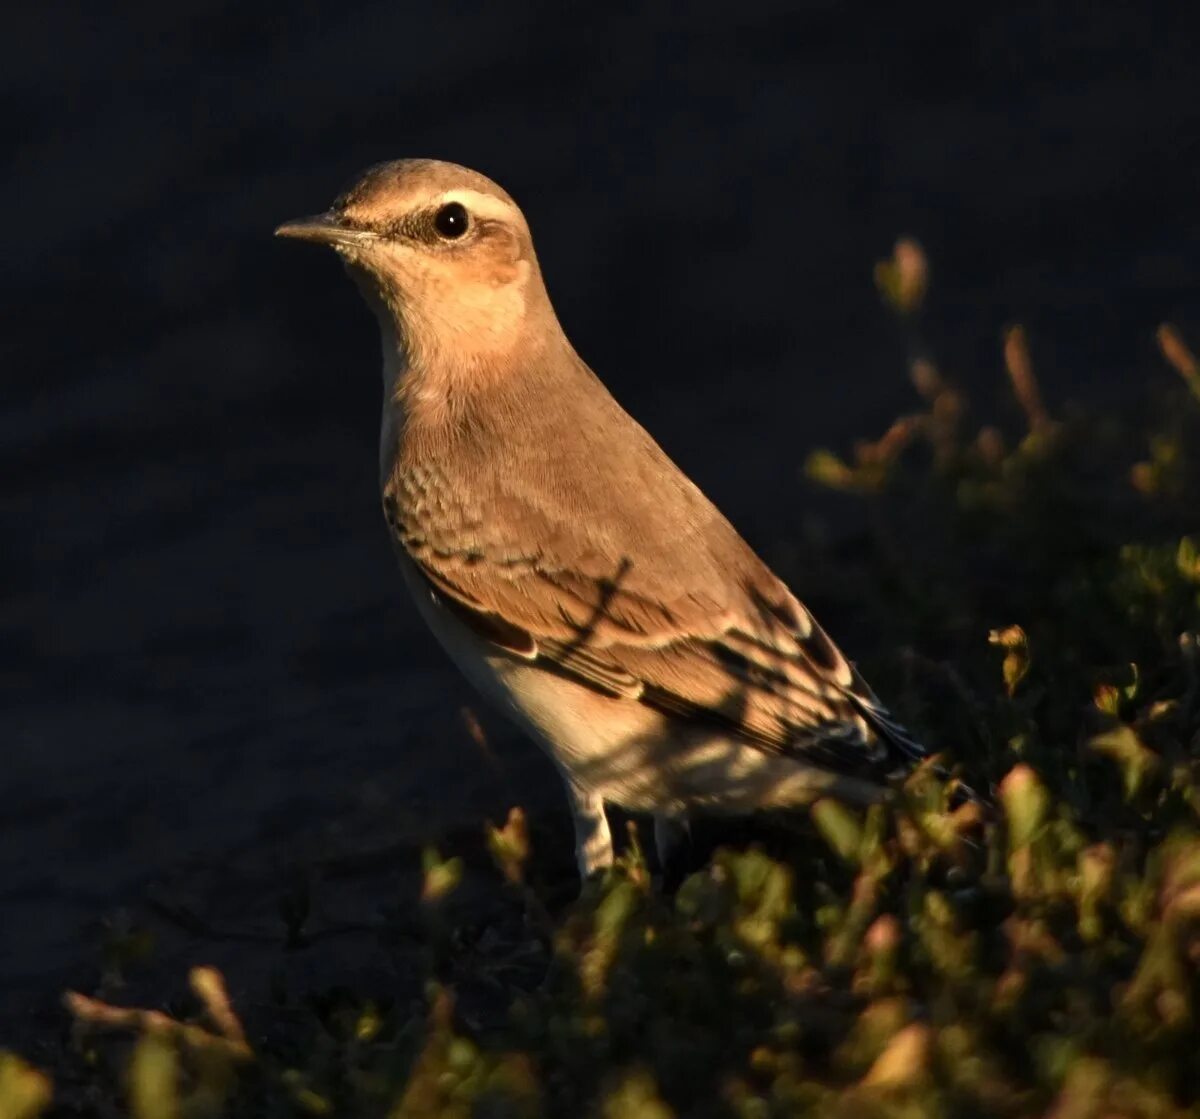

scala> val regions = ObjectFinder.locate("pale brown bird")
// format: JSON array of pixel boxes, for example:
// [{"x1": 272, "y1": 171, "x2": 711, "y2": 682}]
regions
[{"x1": 277, "y1": 159, "x2": 926, "y2": 878}]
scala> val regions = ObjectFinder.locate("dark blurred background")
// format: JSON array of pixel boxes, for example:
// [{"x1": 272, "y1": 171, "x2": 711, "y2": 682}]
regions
[{"x1": 3, "y1": 2, "x2": 1197, "y2": 1038}]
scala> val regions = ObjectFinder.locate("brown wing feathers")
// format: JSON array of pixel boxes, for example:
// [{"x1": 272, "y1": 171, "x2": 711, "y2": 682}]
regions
[{"x1": 412, "y1": 550, "x2": 923, "y2": 778}]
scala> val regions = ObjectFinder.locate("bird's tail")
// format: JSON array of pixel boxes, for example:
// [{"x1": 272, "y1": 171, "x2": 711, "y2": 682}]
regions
[{"x1": 853, "y1": 693, "x2": 985, "y2": 808}]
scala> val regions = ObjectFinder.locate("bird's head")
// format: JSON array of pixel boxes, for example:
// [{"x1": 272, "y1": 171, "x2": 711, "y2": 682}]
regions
[{"x1": 277, "y1": 159, "x2": 556, "y2": 381}]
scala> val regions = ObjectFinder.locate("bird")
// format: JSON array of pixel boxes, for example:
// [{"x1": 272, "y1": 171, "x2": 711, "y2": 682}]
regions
[{"x1": 276, "y1": 158, "x2": 928, "y2": 880}]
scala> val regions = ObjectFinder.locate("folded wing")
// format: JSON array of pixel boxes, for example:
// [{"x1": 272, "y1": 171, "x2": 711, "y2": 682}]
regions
[{"x1": 405, "y1": 532, "x2": 925, "y2": 785}]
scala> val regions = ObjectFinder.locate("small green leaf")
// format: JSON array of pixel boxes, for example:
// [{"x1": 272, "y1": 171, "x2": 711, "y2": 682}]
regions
[
  {"x1": 988, "y1": 625, "x2": 1030, "y2": 697},
  {"x1": 813, "y1": 799, "x2": 862, "y2": 863}
]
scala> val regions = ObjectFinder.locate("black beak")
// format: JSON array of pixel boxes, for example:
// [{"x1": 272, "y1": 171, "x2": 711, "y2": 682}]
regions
[{"x1": 274, "y1": 213, "x2": 375, "y2": 248}]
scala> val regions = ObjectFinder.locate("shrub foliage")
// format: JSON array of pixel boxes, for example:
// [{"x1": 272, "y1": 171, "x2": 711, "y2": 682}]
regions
[{"x1": 9, "y1": 246, "x2": 1200, "y2": 1118}]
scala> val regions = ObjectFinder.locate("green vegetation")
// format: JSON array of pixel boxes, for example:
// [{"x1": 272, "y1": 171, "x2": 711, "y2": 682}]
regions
[{"x1": 7, "y1": 244, "x2": 1199, "y2": 1117}]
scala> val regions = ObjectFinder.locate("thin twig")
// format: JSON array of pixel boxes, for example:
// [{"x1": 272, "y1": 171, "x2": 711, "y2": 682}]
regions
[
  {"x1": 1157, "y1": 323, "x2": 1200, "y2": 403},
  {"x1": 189, "y1": 967, "x2": 247, "y2": 1047},
  {"x1": 1003, "y1": 325, "x2": 1051, "y2": 432},
  {"x1": 63, "y1": 990, "x2": 253, "y2": 1061}
]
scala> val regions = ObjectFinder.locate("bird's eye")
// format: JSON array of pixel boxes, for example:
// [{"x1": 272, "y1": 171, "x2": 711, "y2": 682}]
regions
[{"x1": 433, "y1": 201, "x2": 469, "y2": 239}]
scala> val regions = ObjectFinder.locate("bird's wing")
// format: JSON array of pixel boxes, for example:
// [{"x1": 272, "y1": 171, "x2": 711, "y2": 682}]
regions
[
  {"x1": 399, "y1": 497, "x2": 924, "y2": 782},
  {"x1": 385, "y1": 357, "x2": 924, "y2": 782}
]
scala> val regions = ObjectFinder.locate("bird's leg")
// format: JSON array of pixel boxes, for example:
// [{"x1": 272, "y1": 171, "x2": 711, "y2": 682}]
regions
[
  {"x1": 653, "y1": 813, "x2": 692, "y2": 882},
  {"x1": 566, "y1": 782, "x2": 613, "y2": 878}
]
